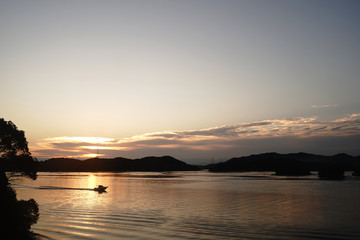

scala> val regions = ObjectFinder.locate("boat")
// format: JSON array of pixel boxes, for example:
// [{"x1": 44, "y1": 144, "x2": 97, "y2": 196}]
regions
[{"x1": 94, "y1": 185, "x2": 108, "y2": 192}]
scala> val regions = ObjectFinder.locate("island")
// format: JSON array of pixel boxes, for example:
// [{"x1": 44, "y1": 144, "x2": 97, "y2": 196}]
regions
[
  {"x1": 10, "y1": 153, "x2": 360, "y2": 178},
  {"x1": 37, "y1": 156, "x2": 199, "y2": 172},
  {"x1": 208, "y1": 152, "x2": 360, "y2": 178}
]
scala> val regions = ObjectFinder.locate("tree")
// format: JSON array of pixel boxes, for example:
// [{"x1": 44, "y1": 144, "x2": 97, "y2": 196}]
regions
[
  {"x1": 0, "y1": 118, "x2": 37, "y2": 179},
  {"x1": 0, "y1": 118, "x2": 39, "y2": 239}
]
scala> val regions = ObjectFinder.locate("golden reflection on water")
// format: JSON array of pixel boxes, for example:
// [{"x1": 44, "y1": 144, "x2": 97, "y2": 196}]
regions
[
  {"x1": 87, "y1": 174, "x2": 96, "y2": 189},
  {"x1": 13, "y1": 172, "x2": 360, "y2": 240}
]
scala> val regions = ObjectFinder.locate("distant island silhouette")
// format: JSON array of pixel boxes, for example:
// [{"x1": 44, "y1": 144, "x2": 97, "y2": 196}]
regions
[
  {"x1": 37, "y1": 156, "x2": 199, "y2": 172},
  {"x1": 208, "y1": 152, "x2": 360, "y2": 178},
  {"x1": 9, "y1": 153, "x2": 359, "y2": 178}
]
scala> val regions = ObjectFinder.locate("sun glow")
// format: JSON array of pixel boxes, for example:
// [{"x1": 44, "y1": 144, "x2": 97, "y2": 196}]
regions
[
  {"x1": 81, "y1": 146, "x2": 126, "y2": 150},
  {"x1": 87, "y1": 174, "x2": 97, "y2": 189},
  {"x1": 44, "y1": 136, "x2": 116, "y2": 144},
  {"x1": 82, "y1": 153, "x2": 104, "y2": 158},
  {"x1": 31, "y1": 114, "x2": 360, "y2": 160}
]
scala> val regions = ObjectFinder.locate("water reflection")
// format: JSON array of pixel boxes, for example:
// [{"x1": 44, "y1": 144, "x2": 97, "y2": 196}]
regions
[
  {"x1": 87, "y1": 174, "x2": 96, "y2": 190},
  {"x1": 13, "y1": 172, "x2": 360, "y2": 240}
]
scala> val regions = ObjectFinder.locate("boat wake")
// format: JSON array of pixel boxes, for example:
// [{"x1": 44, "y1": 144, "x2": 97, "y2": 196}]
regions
[{"x1": 13, "y1": 185, "x2": 98, "y2": 191}]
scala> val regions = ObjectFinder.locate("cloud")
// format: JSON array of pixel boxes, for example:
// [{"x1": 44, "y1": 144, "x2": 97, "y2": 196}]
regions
[
  {"x1": 43, "y1": 136, "x2": 117, "y2": 144},
  {"x1": 32, "y1": 136, "x2": 125, "y2": 159},
  {"x1": 312, "y1": 104, "x2": 338, "y2": 108},
  {"x1": 334, "y1": 113, "x2": 360, "y2": 122},
  {"x1": 30, "y1": 114, "x2": 360, "y2": 161}
]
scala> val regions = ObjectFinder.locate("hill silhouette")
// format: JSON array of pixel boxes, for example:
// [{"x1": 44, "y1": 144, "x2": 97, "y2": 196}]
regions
[
  {"x1": 208, "y1": 152, "x2": 360, "y2": 175},
  {"x1": 33, "y1": 153, "x2": 360, "y2": 175},
  {"x1": 38, "y1": 156, "x2": 199, "y2": 172}
]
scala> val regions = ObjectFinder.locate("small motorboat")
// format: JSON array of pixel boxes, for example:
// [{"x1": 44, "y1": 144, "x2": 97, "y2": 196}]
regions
[{"x1": 94, "y1": 185, "x2": 108, "y2": 192}]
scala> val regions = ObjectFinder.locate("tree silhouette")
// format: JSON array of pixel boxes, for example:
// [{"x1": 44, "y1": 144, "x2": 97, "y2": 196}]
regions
[
  {"x1": 0, "y1": 118, "x2": 39, "y2": 239},
  {"x1": 0, "y1": 118, "x2": 37, "y2": 180}
]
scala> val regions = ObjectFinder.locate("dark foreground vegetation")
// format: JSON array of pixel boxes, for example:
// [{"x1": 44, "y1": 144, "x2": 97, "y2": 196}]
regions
[{"x1": 0, "y1": 118, "x2": 39, "y2": 239}]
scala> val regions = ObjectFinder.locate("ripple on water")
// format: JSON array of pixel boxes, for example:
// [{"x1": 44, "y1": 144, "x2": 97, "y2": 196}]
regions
[
  {"x1": 34, "y1": 206, "x2": 360, "y2": 240},
  {"x1": 14, "y1": 172, "x2": 360, "y2": 240}
]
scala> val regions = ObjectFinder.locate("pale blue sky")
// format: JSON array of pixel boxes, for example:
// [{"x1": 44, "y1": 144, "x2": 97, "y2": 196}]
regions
[{"x1": 1, "y1": 0, "x2": 360, "y2": 161}]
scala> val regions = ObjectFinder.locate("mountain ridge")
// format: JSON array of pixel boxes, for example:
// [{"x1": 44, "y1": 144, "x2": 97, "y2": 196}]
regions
[
  {"x1": 208, "y1": 152, "x2": 360, "y2": 173},
  {"x1": 29, "y1": 152, "x2": 360, "y2": 174},
  {"x1": 37, "y1": 156, "x2": 199, "y2": 172}
]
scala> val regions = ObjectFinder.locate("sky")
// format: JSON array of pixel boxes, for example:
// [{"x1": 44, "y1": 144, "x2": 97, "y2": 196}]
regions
[{"x1": 1, "y1": 0, "x2": 360, "y2": 164}]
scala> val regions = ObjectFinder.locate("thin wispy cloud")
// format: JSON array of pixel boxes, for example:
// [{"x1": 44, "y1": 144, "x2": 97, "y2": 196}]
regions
[
  {"x1": 311, "y1": 104, "x2": 339, "y2": 108},
  {"x1": 31, "y1": 114, "x2": 360, "y2": 160}
]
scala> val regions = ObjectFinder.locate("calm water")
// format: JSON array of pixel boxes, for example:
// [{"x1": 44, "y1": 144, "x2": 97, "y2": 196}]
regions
[{"x1": 13, "y1": 171, "x2": 360, "y2": 240}]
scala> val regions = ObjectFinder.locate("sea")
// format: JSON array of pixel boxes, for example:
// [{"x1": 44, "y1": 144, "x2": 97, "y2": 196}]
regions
[{"x1": 13, "y1": 171, "x2": 360, "y2": 240}]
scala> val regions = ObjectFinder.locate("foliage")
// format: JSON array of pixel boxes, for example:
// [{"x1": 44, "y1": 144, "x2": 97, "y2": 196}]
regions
[
  {"x1": 0, "y1": 118, "x2": 37, "y2": 179},
  {"x1": 0, "y1": 119, "x2": 29, "y2": 156},
  {"x1": 17, "y1": 199, "x2": 40, "y2": 229},
  {"x1": 0, "y1": 118, "x2": 39, "y2": 239},
  {"x1": 0, "y1": 171, "x2": 39, "y2": 239}
]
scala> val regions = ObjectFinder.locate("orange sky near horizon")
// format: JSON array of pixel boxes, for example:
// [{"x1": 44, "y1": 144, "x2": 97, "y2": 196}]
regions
[{"x1": 29, "y1": 114, "x2": 360, "y2": 163}]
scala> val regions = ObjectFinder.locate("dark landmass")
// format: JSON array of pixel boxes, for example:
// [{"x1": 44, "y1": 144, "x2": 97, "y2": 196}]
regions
[
  {"x1": 318, "y1": 166, "x2": 345, "y2": 180},
  {"x1": 12, "y1": 153, "x2": 360, "y2": 177},
  {"x1": 37, "y1": 156, "x2": 199, "y2": 172},
  {"x1": 274, "y1": 159, "x2": 311, "y2": 176},
  {"x1": 352, "y1": 168, "x2": 360, "y2": 176},
  {"x1": 208, "y1": 152, "x2": 360, "y2": 177}
]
